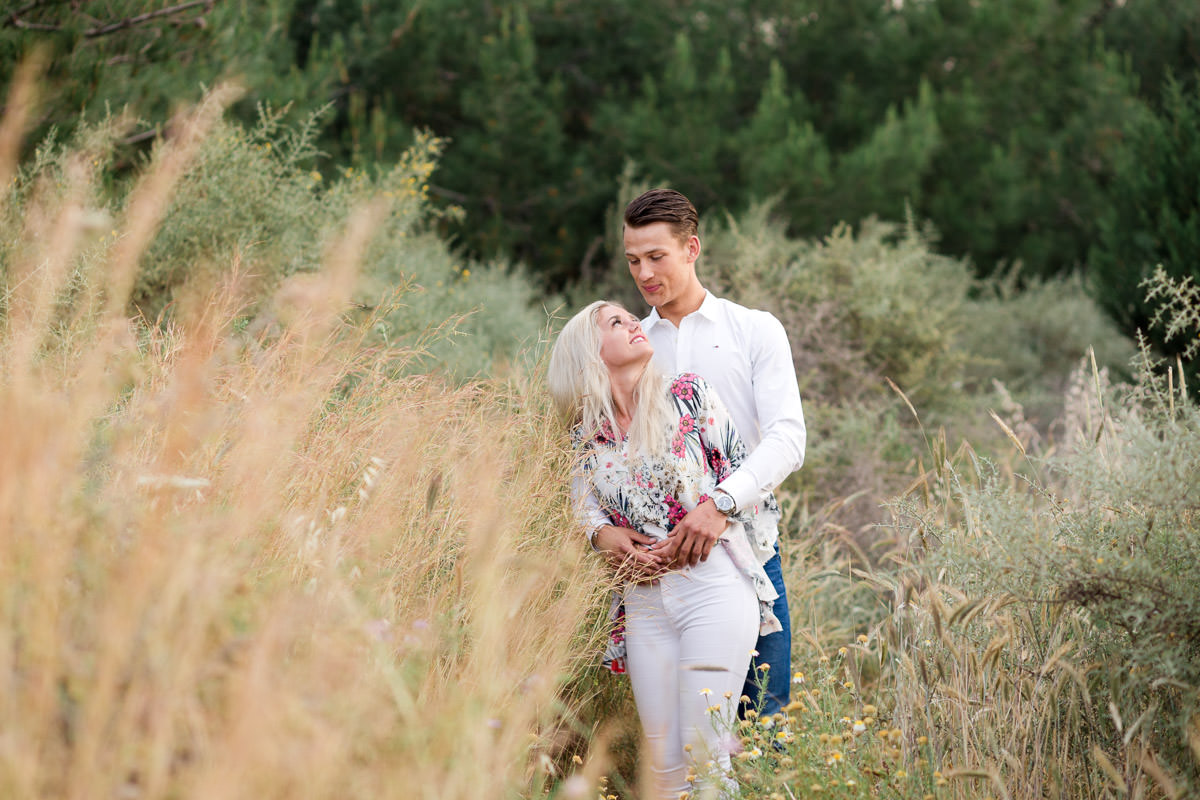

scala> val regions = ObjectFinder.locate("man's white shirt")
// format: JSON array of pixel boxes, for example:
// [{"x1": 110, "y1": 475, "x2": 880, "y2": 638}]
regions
[
  {"x1": 642, "y1": 291, "x2": 805, "y2": 513},
  {"x1": 576, "y1": 290, "x2": 805, "y2": 535}
]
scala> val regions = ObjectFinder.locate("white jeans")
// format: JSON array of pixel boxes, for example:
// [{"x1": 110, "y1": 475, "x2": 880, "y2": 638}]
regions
[{"x1": 624, "y1": 544, "x2": 758, "y2": 799}]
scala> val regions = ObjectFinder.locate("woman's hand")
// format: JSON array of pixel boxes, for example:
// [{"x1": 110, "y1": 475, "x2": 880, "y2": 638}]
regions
[
  {"x1": 651, "y1": 499, "x2": 725, "y2": 567},
  {"x1": 593, "y1": 525, "x2": 667, "y2": 580}
]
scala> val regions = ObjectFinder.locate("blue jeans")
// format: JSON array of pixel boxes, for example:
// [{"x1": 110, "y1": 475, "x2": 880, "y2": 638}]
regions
[{"x1": 740, "y1": 547, "x2": 790, "y2": 716}]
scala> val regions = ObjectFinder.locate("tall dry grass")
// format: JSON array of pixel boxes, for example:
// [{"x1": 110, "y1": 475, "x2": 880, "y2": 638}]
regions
[{"x1": 0, "y1": 76, "x2": 611, "y2": 800}]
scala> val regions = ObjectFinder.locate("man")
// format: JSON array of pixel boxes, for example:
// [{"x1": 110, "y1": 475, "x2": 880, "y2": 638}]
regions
[{"x1": 589, "y1": 188, "x2": 806, "y2": 715}]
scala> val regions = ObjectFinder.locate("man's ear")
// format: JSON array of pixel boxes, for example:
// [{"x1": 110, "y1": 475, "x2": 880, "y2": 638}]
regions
[{"x1": 687, "y1": 234, "x2": 701, "y2": 263}]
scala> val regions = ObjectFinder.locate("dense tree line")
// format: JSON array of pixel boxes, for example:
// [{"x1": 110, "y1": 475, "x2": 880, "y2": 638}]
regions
[{"x1": 3, "y1": 0, "x2": 1199, "y2": 368}]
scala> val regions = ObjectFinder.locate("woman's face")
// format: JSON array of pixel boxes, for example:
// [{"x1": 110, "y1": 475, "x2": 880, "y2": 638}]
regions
[{"x1": 596, "y1": 304, "x2": 652, "y2": 370}]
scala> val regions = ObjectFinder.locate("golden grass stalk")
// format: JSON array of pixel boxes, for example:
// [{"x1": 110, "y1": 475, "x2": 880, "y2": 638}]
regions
[{"x1": 0, "y1": 85, "x2": 608, "y2": 800}]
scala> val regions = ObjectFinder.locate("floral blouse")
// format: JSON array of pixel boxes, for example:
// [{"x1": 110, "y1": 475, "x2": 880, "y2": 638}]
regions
[{"x1": 574, "y1": 373, "x2": 782, "y2": 666}]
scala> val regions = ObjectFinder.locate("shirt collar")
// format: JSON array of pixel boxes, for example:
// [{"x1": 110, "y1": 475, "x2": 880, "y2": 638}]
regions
[
  {"x1": 694, "y1": 290, "x2": 721, "y2": 320},
  {"x1": 643, "y1": 289, "x2": 718, "y2": 329}
]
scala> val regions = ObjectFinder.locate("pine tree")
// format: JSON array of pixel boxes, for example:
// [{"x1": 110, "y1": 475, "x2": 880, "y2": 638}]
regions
[{"x1": 1090, "y1": 75, "x2": 1200, "y2": 371}]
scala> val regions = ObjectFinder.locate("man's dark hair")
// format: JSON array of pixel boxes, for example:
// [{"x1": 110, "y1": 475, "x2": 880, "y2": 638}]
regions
[{"x1": 623, "y1": 189, "x2": 699, "y2": 243}]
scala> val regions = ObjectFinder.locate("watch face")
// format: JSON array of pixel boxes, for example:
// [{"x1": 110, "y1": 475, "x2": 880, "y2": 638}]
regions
[{"x1": 716, "y1": 494, "x2": 734, "y2": 513}]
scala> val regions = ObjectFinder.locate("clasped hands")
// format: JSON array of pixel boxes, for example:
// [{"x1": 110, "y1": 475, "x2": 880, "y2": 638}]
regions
[{"x1": 592, "y1": 499, "x2": 727, "y2": 580}]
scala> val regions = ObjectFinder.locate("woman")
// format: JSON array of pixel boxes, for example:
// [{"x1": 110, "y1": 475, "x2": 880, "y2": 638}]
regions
[{"x1": 548, "y1": 301, "x2": 781, "y2": 798}]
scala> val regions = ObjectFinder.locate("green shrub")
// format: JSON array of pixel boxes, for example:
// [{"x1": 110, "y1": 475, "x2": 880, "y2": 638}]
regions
[
  {"x1": 1, "y1": 103, "x2": 552, "y2": 377},
  {"x1": 881, "y1": 322, "x2": 1200, "y2": 796},
  {"x1": 703, "y1": 207, "x2": 972, "y2": 410},
  {"x1": 133, "y1": 104, "x2": 329, "y2": 314},
  {"x1": 958, "y1": 268, "x2": 1137, "y2": 421}
]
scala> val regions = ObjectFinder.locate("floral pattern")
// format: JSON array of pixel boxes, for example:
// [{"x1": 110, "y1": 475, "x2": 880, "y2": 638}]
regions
[{"x1": 574, "y1": 373, "x2": 782, "y2": 672}]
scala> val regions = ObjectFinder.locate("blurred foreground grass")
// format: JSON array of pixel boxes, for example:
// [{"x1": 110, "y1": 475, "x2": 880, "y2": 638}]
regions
[{"x1": 0, "y1": 72, "x2": 613, "y2": 800}]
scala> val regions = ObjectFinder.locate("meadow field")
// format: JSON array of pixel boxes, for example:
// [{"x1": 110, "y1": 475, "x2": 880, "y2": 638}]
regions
[{"x1": 2, "y1": 69, "x2": 1198, "y2": 800}]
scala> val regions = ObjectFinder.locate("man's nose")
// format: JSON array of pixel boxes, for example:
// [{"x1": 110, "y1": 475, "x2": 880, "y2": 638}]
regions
[{"x1": 634, "y1": 261, "x2": 653, "y2": 281}]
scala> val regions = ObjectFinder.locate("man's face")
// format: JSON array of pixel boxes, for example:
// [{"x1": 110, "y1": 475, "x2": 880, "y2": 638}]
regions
[{"x1": 623, "y1": 221, "x2": 702, "y2": 319}]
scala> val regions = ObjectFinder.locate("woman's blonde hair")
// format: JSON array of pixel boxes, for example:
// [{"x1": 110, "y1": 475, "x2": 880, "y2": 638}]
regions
[{"x1": 547, "y1": 301, "x2": 672, "y2": 457}]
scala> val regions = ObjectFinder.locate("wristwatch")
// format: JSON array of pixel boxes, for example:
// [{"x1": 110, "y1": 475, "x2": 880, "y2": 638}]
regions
[{"x1": 712, "y1": 489, "x2": 736, "y2": 515}]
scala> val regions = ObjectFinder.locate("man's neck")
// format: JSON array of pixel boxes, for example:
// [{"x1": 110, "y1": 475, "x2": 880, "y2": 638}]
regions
[{"x1": 658, "y1": 285, "x2": 707, "y2": 328}]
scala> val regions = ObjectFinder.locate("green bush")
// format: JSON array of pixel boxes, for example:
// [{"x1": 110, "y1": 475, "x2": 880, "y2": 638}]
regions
[
  {"x1": 880, "y1": 284, "x2": 1200, "y2": 796},
  {"x1": 0, "y1": 103, "x2": 552, "y2": 377},
  {"x1": 958, "y1": 268, "x2": 1137, "y2": 422},
  {"x1": 704, "y1": 208, "x2": 972, "y2": 410},
  {"x1": 133, "y1": 105, "x2": 329, "y2": 315}
]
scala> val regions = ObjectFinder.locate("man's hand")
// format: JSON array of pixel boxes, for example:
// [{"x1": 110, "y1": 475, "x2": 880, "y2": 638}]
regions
[
  {"x1": 592, "y1": 525, "x2": 666, "y2": 580},
  {"x1": 651, "y1": 499, "x2": 726, "y2": 567}
]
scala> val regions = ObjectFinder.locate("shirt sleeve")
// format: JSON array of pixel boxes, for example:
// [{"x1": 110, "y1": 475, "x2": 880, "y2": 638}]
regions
[
  {"x1": 565, "y1": 429, "x2": 613, "y2": 545},
  {"x1": 571, "y1": 476, "x2": 612, "y2": 547},
  {"x1": 715, "y1": 313, "x2": 806, "y2": 511}
]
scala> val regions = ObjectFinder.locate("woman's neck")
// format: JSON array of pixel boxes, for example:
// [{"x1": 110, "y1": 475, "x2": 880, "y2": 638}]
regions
[{"x1": 609, "y1": 363, "x2": 644, "y2": 434}]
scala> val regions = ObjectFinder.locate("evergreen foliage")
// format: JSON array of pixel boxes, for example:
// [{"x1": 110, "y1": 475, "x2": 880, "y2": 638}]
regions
[
  {"x1": 1090, "y1": 76, "x2": 1200, "y2": 380},
  {"x1": 8, "y1": 0, "x2": 1199, "y2": 339}
]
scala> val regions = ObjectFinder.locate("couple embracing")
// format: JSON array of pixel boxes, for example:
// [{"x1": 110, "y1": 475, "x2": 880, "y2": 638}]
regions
[{"x1": 548, "y1": 189, "x2": 806, "y2": 798}]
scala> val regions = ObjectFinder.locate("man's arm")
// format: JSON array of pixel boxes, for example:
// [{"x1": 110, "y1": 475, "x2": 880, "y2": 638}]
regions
[
  {"x1": 650, "y1": 497, "x2": 725, "y2": 566},
  {"x1": 657, "y1": 313, "x2": 805, "y2": 567},
  {"x1": 712, "y1": 312, "x2": 805, "y2": 510}
]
